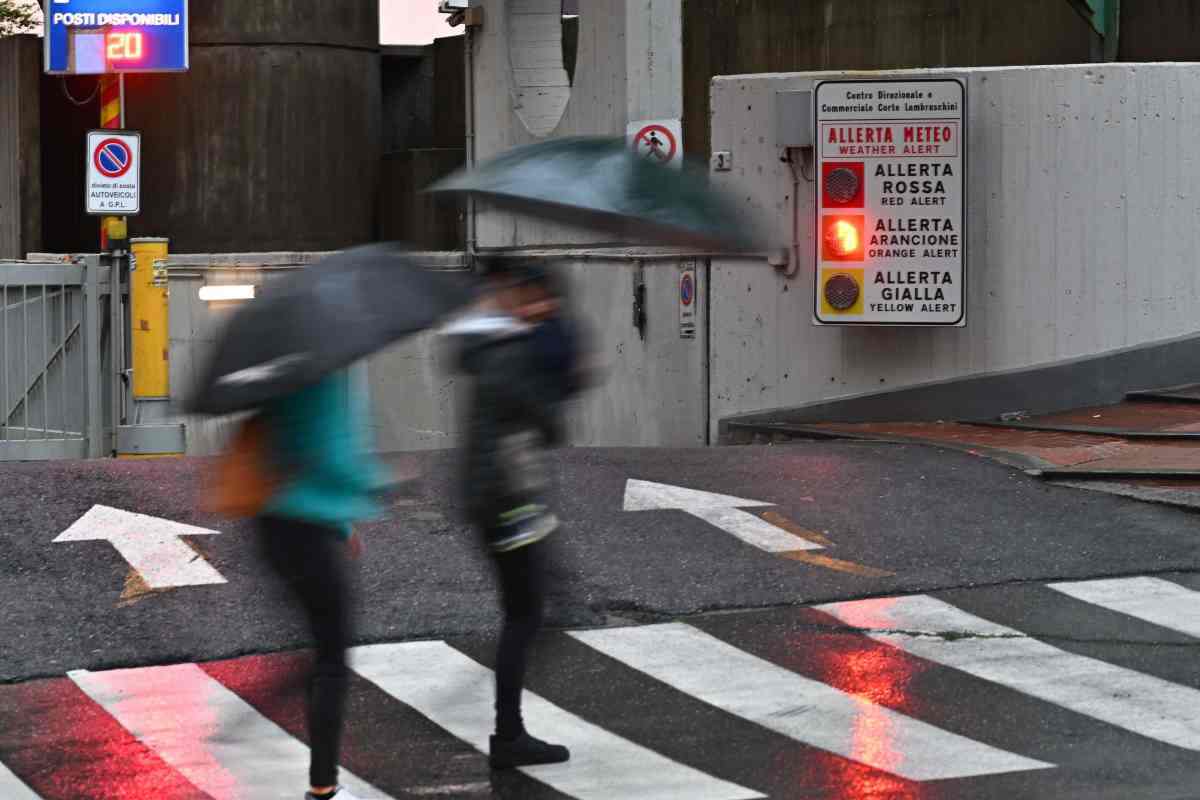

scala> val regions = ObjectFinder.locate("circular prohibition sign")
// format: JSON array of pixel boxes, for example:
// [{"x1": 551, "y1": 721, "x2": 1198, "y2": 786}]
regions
[
  {"x1": 680, "y1": 271, "x2": 696, "y2": 306},
  {"x1": 632, "y1": 124, "x2": 677, "y2": 164},
  {"x1": 94, "y1": 138, "x2": 133, "y2": 179}
]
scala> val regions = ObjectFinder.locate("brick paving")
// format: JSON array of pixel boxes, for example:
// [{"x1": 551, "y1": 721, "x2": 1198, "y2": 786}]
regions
[
  {"x1": 811, "y1": 421, "x2": 1130, "y2": 468},
  {"x1": 804, "y1": 401, "x2": 1200, "y2": 475},
  {"x1": 1021, "y1": 401, "x2": 1200, "y2": 432}
]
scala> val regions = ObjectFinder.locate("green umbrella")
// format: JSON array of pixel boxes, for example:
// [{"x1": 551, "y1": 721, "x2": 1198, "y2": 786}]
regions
[{"x1": 426, "y1": 136, "x2": 759, "y2": 251}]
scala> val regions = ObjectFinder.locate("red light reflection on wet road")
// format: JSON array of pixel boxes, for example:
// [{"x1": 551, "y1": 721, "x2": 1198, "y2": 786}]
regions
[
  {"x1": 780, "y1": 601, "x2": 937, "y2": 799},
  {"x1": 0, "y1": 677, "x2": 207, "y2": 800}
]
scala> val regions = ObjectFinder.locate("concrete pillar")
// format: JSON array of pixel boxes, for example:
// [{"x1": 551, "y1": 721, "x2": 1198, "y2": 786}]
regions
[
  {"x1": 0, "y1": 35, "x2": 41, "y2": 260},
  {"x1": 472, "y1": 0, "x2": 684, "y2": 247},
  {"x1": 624, "y1": 0, "x2": 682, "y2": 123}
]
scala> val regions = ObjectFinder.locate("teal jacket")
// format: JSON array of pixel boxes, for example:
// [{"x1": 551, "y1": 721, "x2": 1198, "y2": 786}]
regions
[{"x1": 260, "y1": 370, "x2": 390, "y2": 538}]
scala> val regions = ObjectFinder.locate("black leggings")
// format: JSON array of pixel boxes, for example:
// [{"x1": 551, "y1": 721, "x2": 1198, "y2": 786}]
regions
[
  {"x1": 258, "y1": 515, "x2": 353, "y2": 788},
  {"x1": 492, "y1": 540, "x2": 547, "y2": 739}
]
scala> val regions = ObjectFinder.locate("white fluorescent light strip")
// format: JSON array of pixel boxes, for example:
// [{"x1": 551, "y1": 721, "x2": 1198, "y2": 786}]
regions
[{"x1": 198, "y1": 285, "x2": 255, "y2": 302}]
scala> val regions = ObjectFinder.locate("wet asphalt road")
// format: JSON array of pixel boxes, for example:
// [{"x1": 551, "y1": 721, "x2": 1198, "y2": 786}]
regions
[
  {"x1": 4, "y1": 440, "x2": 1200, "y2": 798},
  {"x1": 4, "y1": 441, "x2": 1200, "y2": 680}
]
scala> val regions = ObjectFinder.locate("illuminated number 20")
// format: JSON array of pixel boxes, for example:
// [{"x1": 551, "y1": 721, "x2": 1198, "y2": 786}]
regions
[{"x1": 107, "y1": 32, "x2": 144, "y2": 61}]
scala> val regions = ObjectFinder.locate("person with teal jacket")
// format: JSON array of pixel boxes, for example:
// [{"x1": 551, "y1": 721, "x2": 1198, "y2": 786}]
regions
[{"x1": 255, "y1": 368, "x2": 389, "y2": 800}]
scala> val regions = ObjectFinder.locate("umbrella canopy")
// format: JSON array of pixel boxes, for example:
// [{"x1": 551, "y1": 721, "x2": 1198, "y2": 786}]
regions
[
  {"x1": 187, "y1": 243, "x2": 476, "y2": 416},
  {"x1": 427, "y1": 137, "x2": 759, "y2": 251}
]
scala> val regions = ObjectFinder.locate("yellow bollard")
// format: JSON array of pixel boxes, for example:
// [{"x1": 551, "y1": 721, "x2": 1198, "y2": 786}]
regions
[{"x1": 129, "y1": 238, "x2": 170, "y2": 399}]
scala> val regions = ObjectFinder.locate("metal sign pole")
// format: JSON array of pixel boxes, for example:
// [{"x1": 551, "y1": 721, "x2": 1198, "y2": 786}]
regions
[
  {"x1": 83, "y1": 255, "x2": 103, "y2": 458},
  {"x1": 117, "y1": 74, "x2": 132, "y2": 435},
  {"x1": 119, "y1": 73, "x2": 127, "y2": 242},
  {"x1": 96, "y1": 72, "x2": 130, "y2": 446},
  {"x1": 98, "y1": 73, "x2": 122, "y2": 250},
  {"x1": 109, "y1": 253, "x2": 121, "y2": 455}
]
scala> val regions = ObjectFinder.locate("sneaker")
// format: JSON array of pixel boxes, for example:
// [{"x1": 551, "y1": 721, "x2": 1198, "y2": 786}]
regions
[
  {"x1": 488, "y1": 505, "x2": 559, "y2": 553},
  {"x1": 305, "y1": 788, "x2": 370, "y2": 800},
  {"x1": 489, "y1": 732, "x2": 571, "y2": 769}
]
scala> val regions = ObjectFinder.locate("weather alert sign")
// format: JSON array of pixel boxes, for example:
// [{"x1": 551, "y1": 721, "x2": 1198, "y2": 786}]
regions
[
  {"x1": 86, "y1": 130, "x2": 141, "y2": 215},
  {"x1": 813, "y1": 79, "x2": 966, "y2": 326}
]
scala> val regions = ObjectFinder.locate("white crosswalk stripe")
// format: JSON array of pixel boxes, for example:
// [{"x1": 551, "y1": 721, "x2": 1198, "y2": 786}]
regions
[
  {"x1": 350, "y1": 640, "x2": 763, "y2": 800},
  {"x1": 817, "y1": 593, "x2": 1200, "y2": 752},
  {"x1": 11, "y1": 573, "x2": 1200, "y2": 799},
  {"x1": 0, "y1": 759, "x2": 42, "y2": 800},
  {"x1": 1048, "y1": 576, "x2": 1200, "y2": 638},
  {"x1": 569, "y1": 622, "x2": 1052, "y2": 781},
  {"x1": 69, "y1": 663, "x2": 391, "y2": 800}
]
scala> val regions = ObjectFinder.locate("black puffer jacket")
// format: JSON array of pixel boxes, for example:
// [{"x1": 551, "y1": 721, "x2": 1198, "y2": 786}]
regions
[{"x1": 446, "y1": 312, "x2": 565, "y2": 529}]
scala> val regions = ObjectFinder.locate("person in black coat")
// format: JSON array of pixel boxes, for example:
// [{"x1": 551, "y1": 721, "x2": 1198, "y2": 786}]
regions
[{"x1": 444, "y1": 261, "x2": 596, "y2": 769}]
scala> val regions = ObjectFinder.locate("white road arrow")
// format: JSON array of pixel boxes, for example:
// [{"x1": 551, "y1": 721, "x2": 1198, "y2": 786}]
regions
[
  {"x1": 623, "y1": 479, "x2": 823, "y2": 552},
  {"x1": 54, "y1": 505, "x2": 227, "y2": 589}
]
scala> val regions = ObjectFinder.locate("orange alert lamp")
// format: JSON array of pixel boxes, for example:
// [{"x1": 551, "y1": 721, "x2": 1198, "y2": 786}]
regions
[{"x1": 822, "y1": 215, "x2": 865, "y2": 261}]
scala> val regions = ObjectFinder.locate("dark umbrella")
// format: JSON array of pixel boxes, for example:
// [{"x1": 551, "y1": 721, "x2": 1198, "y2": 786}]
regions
[
  {"x1": 426, "y1": 136, "x2": 759, "y2": 251},
  {"x1": 187, "y1": 243, "x2": 476, "y2": 416}
]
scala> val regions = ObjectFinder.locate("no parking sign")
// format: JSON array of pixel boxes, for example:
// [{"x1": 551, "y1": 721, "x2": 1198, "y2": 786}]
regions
[
  {"x1": 86, "y1": 130, "x2": 141, "y2": 215},
  {"x1": 679, "y1": 261, "x2": 697, "y2": 339}
]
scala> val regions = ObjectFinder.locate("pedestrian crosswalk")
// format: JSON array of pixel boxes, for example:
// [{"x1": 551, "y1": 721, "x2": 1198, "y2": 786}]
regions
[
  {"x1": 570, "y1": 622, "x2": 1050, "y2": 781},
  {"x1": 816, "y1": 592, "x2": 1200, "y2": 753},
  {"x1": 1047, "y1": 575, "x2": 1200, "y2": 638},
  {"x1": 4, "y1": 573, "x2": 1200, "y2": 800},
  {"x1": 351, "y1": 641, "x2": 760, "y2": 800},
  {"x1": 0, "y1": 759, "x2": 40, "y2": 800},
  {"x1": 69, "y1": 663, "x2": 388, "y2": 800}
]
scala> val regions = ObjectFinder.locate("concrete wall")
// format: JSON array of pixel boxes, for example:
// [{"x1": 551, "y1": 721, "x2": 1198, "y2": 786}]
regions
[
  {"x1": 0, "y1": 35, "x2": 41, "y2": 260},
  {"x1": 167, "y1": 260, "x2": 289, "y2": 456},
  {"x1": 164, "y1": 251, "x2": 707, "y2": 454},
  {"x1": 413, "y1": 0, "x2": 708, "y2": 450},
  {"x1": 379, "y1": 149, "x2": 465, "y2": 249},
  {"x1": 380, "y1": 38, "x2": 467, "y2": 249},
  {"x1": 708, "y1": 63, "x2": 1200, "y2": 439},
  {"x1": 557, "y1": 256, "x2": 708, "y2": 447},
  {"x1": 368, "y1": 255, "x2": 709, "y2": 451},
  {"x1": 471, "y1": 0, "x2": 682, "y2": 249}
]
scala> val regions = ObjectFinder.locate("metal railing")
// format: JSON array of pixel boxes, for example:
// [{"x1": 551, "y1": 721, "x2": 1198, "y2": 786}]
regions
[{"x1": 0, "y1": 256, "x2": 114, "y2": 461}]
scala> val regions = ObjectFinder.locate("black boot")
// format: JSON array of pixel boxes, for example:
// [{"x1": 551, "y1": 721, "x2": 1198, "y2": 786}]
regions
[{"x1": 489, "y1": 732, "x2": 571, "y2": 769}]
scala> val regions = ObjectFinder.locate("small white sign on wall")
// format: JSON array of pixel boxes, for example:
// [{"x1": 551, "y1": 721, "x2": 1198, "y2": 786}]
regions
[
  {"x1": 627, "y1": 118, "x2": 683, "y2": 169},
  {"x1": 679, "y1": 260, "x2": 697, "y2": 339},
  {"x1": 86, "y1": 130, "x2": 141, "y2": 215}
]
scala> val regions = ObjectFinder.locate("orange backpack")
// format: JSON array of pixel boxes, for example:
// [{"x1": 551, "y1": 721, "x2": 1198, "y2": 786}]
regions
[{"x1": 202, "y1": 415, "x2": 279, "y2": 518}]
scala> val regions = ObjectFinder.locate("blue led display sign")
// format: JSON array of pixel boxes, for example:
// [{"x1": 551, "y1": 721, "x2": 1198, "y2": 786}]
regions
[{"x1": 45, "y1": 0, "x2": 188, "y2": 74}]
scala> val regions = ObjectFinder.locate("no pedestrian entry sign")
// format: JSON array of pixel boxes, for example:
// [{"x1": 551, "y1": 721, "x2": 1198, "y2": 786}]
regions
[
  {"x1": 86, "y1": 130, "x2": 141, "y2": 215},
  {"x1": 627, "y1": 118, "x2": 683, "y2": 169},
  {"x1": 813, "y1": 79, "x2": 966, "y2": 326}
]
